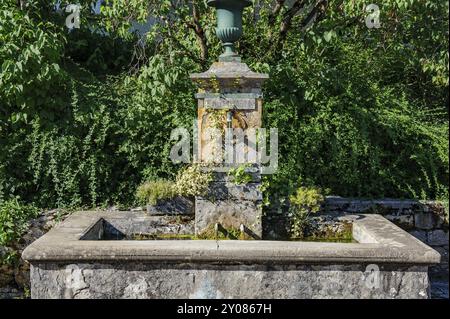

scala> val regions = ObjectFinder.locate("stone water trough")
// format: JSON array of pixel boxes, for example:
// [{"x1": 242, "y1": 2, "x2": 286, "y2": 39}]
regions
[{"x1": 22, "y1": 211, "x2": 440, "y2": 299}]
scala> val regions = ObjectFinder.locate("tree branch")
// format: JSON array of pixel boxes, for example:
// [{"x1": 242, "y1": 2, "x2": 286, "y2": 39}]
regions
[
  {"x1": 298, "y1": 0, "x2": 328, "y2": 32},
  {"x1": 268, "y1": 0, "x2": 286, "y2": 26},
  {"x1": 270, "y1": 0, "x2": 328, "y2": 60},
  {"x1": 160, "y1": 15, "x2": 206, "y2": 66},
  {"x1": 17, "y1": 0, "x2": 27, "y2": 10},
  {"x1": 279, "y1": 0, "x2": 307, "y2": 42},
  {"x1": 278, "y1": 0, "x2": 328, "y2": 43},
  {"x1": 186, "y1": 2, "x2": 209, "y2": 65},
  {"x1": 167, "y1": 30, "x2": 206, "y2": 66}
]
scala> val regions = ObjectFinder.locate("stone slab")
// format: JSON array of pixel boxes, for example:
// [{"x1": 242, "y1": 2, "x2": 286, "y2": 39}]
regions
[
  {"x1": 195, "y1": 197, "x2": 262, "y2": 237},
  {"x1": 203, "y1": 97, "x2": 256, "y2": 110},
  {"x1": 30, "y1": 263, "x2": 430, "y2": 299},
  {"x1": 22, "y1": 212, "x2": 440, "y2": 265},
  {"x1": 146, "y1": 197, "x2": 194, "y2": 216},
  {"x1": 427, "y1": 230, "x2": 449, "y2": 246},
  {"x1": 204, "y1": 182, "x2": 262, "y2": 201}
]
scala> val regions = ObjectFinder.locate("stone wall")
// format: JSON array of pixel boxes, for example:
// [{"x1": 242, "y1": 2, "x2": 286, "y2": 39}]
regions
[
  {"x1": 30, "y1": 262, "x2": 430, "y2": 299},
  {"x1": 323, "y1": 198, "x2": 448, "y2": 298},
  {"x1": 264, "y1": 197, "x2": 448, "y2": 299}
]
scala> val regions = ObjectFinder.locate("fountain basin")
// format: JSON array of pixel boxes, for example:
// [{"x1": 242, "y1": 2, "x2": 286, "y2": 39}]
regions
[{"x1": 22, "y1": 211, "x2": 440, "y2": 299}]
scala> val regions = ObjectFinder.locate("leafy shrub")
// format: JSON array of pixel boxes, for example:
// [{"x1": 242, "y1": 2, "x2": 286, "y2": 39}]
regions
[
  {"x1": 228, "y1": 164, "x2": 253, "y2": 186},
  {"x1": 289, "y1": 187, "x2": 325, "y2": 239},
  {"x1": 136, "y1": 179, "x2": 176, "y2": 206},
  {"x1": 0, "y1": 1, "x2": 66, "y2": 123},
  {"x1": 174, "y1": 164, "x2": 213, "y2": 198},
  {"x1": 136, "y1": 164, "x2": 213, "y2": 205},
  {"x1": 0, "y1": 198, "x2": 39, "y2": 247}
]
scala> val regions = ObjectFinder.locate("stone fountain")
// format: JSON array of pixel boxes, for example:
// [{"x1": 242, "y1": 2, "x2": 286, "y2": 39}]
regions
[
  {"x1": 191, "y1": 0, "x2": 268, "y2": 238},
  {"x1": 22, "y1": 0, "x2": 440, "y2": 299}
]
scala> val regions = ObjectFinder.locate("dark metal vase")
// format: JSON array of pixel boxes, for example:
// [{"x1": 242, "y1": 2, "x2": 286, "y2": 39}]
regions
[{"x1": 207, "y1": 0, "x2": 252, "y2": 61}]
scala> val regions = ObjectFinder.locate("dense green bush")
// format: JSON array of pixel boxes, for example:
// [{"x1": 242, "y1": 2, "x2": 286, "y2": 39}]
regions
[
  {"x1": 174, "y1": 164, "x2": 213, "y2": 197},
  {"x1": 289, "y1": 186, "x2": 325, "y2": 239},
  {"x1": 246, "y1": 0, "x2": 449, "y2": 205},
  {"x1": 136, "y1": 164, "x2": 213, "y2": 205},
  {"x1": 0, "y1": 198, "x2": 38, "y2": 247},
  {"x1": 0, "y1": 0, "x2": 448, "y2": 211},
  {"x1": 136, "y1": 179, "x2": 176, "y2": 205}
]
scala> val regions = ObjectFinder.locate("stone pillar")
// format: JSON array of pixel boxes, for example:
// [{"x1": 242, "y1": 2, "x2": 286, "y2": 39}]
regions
[{"x1": 191, "y1": 61, "x2": 268, "y2": 238}]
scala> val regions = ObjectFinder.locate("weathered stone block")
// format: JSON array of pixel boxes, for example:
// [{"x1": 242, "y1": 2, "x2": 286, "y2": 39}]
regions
[
  {"x1": 195, "y1": 167, "x2": 263, "y2": 237},
  {"x1": 409, "y1": 230, "x2": 428, "y2": 242},
  {"x1": 385, "y1": 214, "x2": 414, "y2": 229},
  {"x1": 146, "y1": 197, "x2": 194, "y2": 216},
  {"x1": 29, "y1": 263, "x2": 431, "y2": 299},
  {"x1": 195, "y1": 197, "x2": 262, "y2": 237},
  {"x1": 204, "y1": 97, "x2": 256, "y2": 109},
  {"x1": 429, "y1": 246, "x2": 449, "y2": 282},
  {"x1": 427, "y1": 230, "x2": 449, "y2": 246},
  {"x1": 324, "y1": 197, "x2": 427, "y2": 214},
  {"x1": 415, "y1": 212, "x2": 440, "y2": 230},
  {"x1": 190, "y1": 61, "x2": 268, "y2": 238},
  {"x1": 212, "y1": 170, "x2": 261, "y2": 182},
  {"x1": 206, "y1": 182, "x2": 262, "y2": 201}
]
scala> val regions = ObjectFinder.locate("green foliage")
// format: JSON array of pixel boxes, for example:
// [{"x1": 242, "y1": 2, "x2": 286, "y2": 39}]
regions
[
  {"x1": 136, "y1": 164, "x2": 213, "y2": 205},
  {"x1": 0, "y1": 1, "x2": 66, "y2": 125},
  {"x1": 443, "y1": 200, "x2": 449, "y2": 224},
  {"x1": 0, "y1": 250, "x2": 19, "y2": 266},
  {"x1": 256, "y1": 0, "x2": 449, "y2": 206},
  {"x1": 100, "y1": 0, "x2": 149, "y2": 38},
  {"x1": 174, "y1": 164, "x2": 213, "y2": 198},
  {"x1": 228, "y1": 164, "x2": 253, "y2": 186},
  {"x1": 0, "y1": 198, "x2": 39, "y2": 247},
  {"x1": 0, "y1": 0, "x2": 448, "y2": 211},
  {"x1": 136, "y1": 179, "x2": 176, "y2": 205},
  {"x1": 289, "y1": 186, "x2": 325, "y2": 239},
  {"x1": 22, "y1": 287, "x2": 31, "y2": 299},
  {"x1": 0, "y1": 2, "x2": 196, "y2": 208}
]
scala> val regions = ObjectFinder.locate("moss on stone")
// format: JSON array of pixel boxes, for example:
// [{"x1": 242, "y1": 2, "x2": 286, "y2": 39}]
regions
[{"x1": 299, "y1": 222, "x2": 354, "y2": 243}]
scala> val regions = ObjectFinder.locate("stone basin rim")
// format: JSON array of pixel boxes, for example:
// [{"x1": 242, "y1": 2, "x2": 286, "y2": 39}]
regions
[
  {"x1": 22, "y1": 212, "x2": 441, "y2": 265},
  {"x1": 21, "y1": 246, "x2": 439, "y2": 265}
]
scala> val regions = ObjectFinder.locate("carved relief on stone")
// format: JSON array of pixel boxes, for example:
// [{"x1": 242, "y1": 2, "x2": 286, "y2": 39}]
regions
[{"x1": 197, "y1": 102, "x2": 262, "y2": 164}]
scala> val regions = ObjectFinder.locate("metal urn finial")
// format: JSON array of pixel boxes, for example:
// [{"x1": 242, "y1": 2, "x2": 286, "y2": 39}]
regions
[{"x1": 207, "y1": 0, "x2": 252, "y2": 62}]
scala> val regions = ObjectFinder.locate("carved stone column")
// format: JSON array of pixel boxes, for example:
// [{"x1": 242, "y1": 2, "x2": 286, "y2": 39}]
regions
[{"x1": 191, "y1": 61, "x2": 268, "y2": 238}]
